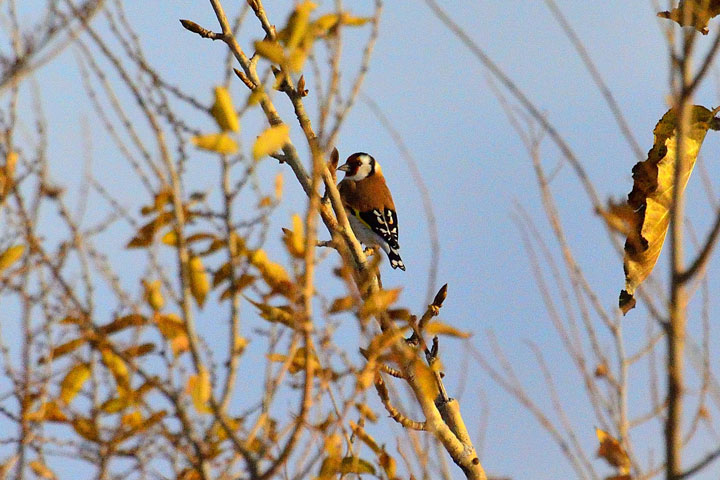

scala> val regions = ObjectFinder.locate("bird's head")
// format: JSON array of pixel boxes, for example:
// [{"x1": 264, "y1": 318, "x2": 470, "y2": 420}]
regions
[{"x1": 337, "y1": 152, "x2": 381, "y2": 181}]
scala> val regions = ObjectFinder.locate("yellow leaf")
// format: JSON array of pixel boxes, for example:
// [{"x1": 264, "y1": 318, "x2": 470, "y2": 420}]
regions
[
  {"x1": 142, "y1": 279, "x2": 164, "y2": 311},
  {"x1": 189, "y1": 255, "x2": 209, "y2": 307},
  {"x1": 1, "y1": 151, "x2": 17, "y2": 198},
  {"x1": 0, "y1": 245, "x2": 24, "y2": 272},
  {"x1": 252, "y1": 124, "x2": 290, "y2": 160},
  {"x1": 595, "y1": 427, "x2": 630, "y2": 472},
  {"x1": 424, "y1": 321, "x2": 472, "y2": 339},
  {"x1": 98, "y1": 314, "x2": 146, "y2": 335},
  {"x1": 282, "y1": 214, "x2": 305, "y2": 258},
  {"x1": 359, "y1": 288, "x2": 401, "y2": 318},
  {"x1": 161, "y1": 230, "x2": 178, "y2": 246},
  {"x1": 25, "y1": 401, "x2": 68, "y2": 423},
  {"x1": 248, "y1": 249, "x2": 292, "y2": 294},
  {"x1": 219, "y1": 274, "x2": 256, "y2": 301},
  {"x1": 287, "y1": 47, "x2": 309, "y2": 73},
  {"x1": 619, "y1": 106, "x2": 720, "y2": 314},
  {"x1": 178, "y1": 469, "x2": 202, "y2": 480},
  {"x1": 48, "y1": 338, "x2": 86, "y2": 361},
  {"x1": 328, "y1": 296, "x2": 355, "y2": 313},
  {"x1": 283, "y1": 1, "x2": 317, "y2": 50},
  {"x1": 29, "y1": 461, "x2": 56, "y2": 480},
  {"x1": 210, "y1": 86, "x2": 240, "y2": 132},
  {"x1": 100, "y1": 396, "x2": 130, "y2": 414},
  {"x1": 123, "y1": 343, "x2": 155, "y2": 357},
  {"x1": 234, "y1": 336, "x2": 248, "y2": 355},
  {"x1": 313, "y1": 14, "x2": 341, "y2": 33},
  {"x1": 354, "y1": 403, "x2": 378, "y2": 423},
  {"x1": 126, "y1": 212, "x2": 173, "y2": 248},
  {"x1": 254, "y1": 40, "x2": 286, "y2": 64},
  {"x1": 155, "y1": 313, "x2": 189, "y2": 356},
  {"x1": 340, "y1": 13, "x2": 371, "y2": 26},
  {"x1": 72, "y1": 417, "x2": 99, "y2": 442},
  {"x1": 336, "y1": 457, "x2": 376, "y2": 475},
  {"x1": 247, "y1": 298, "x2": 296, "y2": 328},
  {"x1": 246, "y1": 87, "x2": 265, "y2": 107},
  {"x1": 59, "y1": 363, "x2": 91, "y2": 404},
  {"x1": 191, "y1": 133, "x2": 239, "y2": 154},
  {"x1": 379, "y1": 451, "x2": 397, "y2": 479},
  {"x1": 274, "y1": 172, "x2": 284, "y2": 200},
  {"x1": 121, "y1": 410, "x2": 143, "y2": 429},
  {"x1": 267, "y1": 347, "x2": 320, "y2": 374},
  {"x1": 100, "y1": 348, "x2": 130, "y2": 393},
  {"x1": 187, "y1": 369, "x2": 213, "y2": 414}
]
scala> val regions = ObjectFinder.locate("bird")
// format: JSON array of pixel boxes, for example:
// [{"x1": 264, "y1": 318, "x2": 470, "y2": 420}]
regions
[{"x1": 337, "y1": 152, "x2": 405, "y2": 270}]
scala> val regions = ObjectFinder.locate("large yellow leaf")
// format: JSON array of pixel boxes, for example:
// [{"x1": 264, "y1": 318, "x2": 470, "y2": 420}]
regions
[
  {"x1": 359, "y1": 288, "x2": 401, "y2": 318},
  {"x1": 189, "y1": 255, "x2": 209, "y2": 308},
  {"x1": 155, "y1": 313, "x2": 189, "y2": 356},
  {"x1": 210, "y1": 86, "x2": 240, "y2": 132},
  {"x1": 595, "y1": 427, "x2": 630, "y2": 473},
  {"x1": 142, "y1": 279, "x2": 164, "y2": 311},
  {"x1": 281, "y1": 214, "x2": 305, "y2": 258},
  {"x1": 186, "y1": 368, "x2": 212, "y2": 414},
  {"x1": 0, "y1": 245, "x2": 24, "y2": 272},
  {"x1": 658, "y1": 0, "x2": 720, "y2": 35},
  {"x1": 252, "y1": 125, "x2": 290, "y2": 160},
  {"x1": 282, "y1": 1, "x2": 317, "y2": 50},
  {"x1": 254, "y1": 40, "x2": 286, "y2": 65},
  {"x1": 59, "y1": 363, "x2": 91, "y2": 404},
  {"x1": 100, "y1": 347, "x2": 130, "y2": 394},
  {"x1": 72, "y1": 417, "x2": 99, "y2": 442},
  {"x1": 619, "y1": 106, "x2": 720, "y2": 314},
  {"x1": 248, "y1": 249, "x2": 292, "y2": 294},
  {"x1": 191, "y1": 133, "x2": 239, "y2": 154}
]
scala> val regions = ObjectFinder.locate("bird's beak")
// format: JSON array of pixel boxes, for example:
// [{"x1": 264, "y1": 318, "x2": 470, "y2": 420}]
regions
[{"x1": 337, "y1": 163, "x2": 350, "y2": 172}]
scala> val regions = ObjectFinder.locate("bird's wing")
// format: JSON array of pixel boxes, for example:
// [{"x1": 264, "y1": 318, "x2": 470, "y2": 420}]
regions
[{"x1": 353, "y1": 207, "x2": 400, "y2": 249}]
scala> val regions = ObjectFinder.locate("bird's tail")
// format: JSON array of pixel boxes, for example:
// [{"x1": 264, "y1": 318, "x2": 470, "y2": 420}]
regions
[{"x1": 387, "y1": 247, "x2": 405, "y2": 271}]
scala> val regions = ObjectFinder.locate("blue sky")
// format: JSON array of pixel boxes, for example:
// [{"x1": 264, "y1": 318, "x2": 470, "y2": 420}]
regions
[{"x1": 6, "y1": 1, "x2": 720, "y2": 479}]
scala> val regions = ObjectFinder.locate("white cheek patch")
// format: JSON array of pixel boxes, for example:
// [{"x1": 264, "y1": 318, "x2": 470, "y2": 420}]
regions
[{"x1": 345, "y1": 161, "x2": 373, "y2": 181}]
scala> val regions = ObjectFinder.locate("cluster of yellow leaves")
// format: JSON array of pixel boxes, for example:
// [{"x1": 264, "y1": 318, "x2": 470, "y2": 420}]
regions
[
  {"x1": 658, "y1": 0, "x2": 720, "y2": 34},
  {"x1": 255, "y1": 2, "x2": 371, "y2": 74},
  {"x1": 616, "y1": 106, "x2": 720, "y2": 314},
  {"x1": 191, "y1": 86, "x2": 240, "y2": 154}
]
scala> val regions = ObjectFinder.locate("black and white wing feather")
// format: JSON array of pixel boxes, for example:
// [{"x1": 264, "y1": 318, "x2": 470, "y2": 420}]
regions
[{"x1": 354, "y1": 208, "x2": 405, "y2": 270}]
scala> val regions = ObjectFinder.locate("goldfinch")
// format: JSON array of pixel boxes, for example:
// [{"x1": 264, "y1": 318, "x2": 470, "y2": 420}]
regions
[{"x1": 337, "y1": 153, "x2": 406, "y2": 270}]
